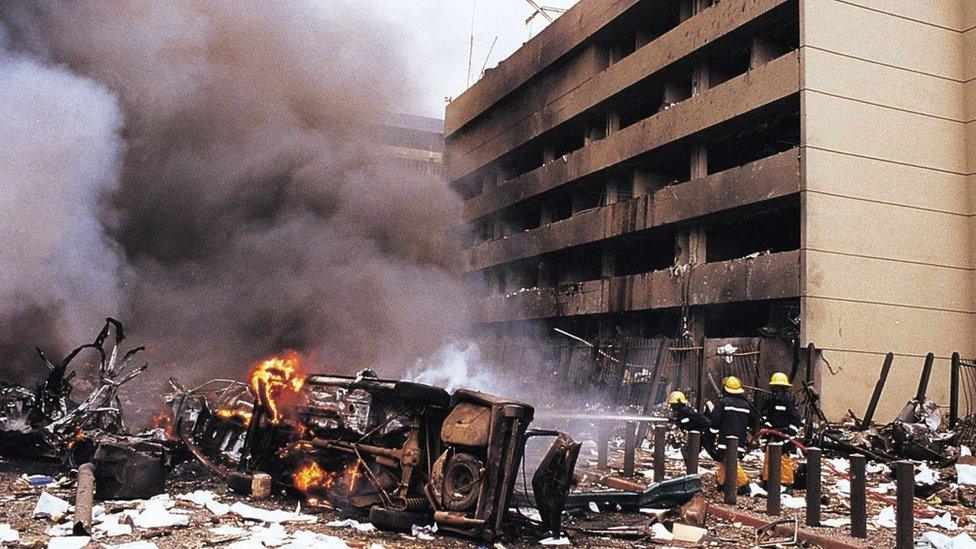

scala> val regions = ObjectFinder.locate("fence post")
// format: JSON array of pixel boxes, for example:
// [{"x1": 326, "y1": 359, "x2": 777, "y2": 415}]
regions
[
  {"x1": 805, "y1": 343, "x2": 815, "y2": 384},
  {"x1": 850, "y1": 454, "x2": 867, "y2": 539},
  {"x1": 686, "y1": 431, "x2": 700, "y2": 474},
  {"x1": 723, "y1": 436, "x2": 739, "y2": 505},
  {"x1": 860, "y1": 352, "x2": 894, "y2": 430},
  {"x1": 805, "y1": 447, "x2": 822, "y2": 527},
  {"x1": 696, "y1": 336, "x2": 705, "y2": 409},
  {"x1": 653, "y1": 425, "x2": 666, "y2": 481},
  {"x1": 597, "y1": 430, "x2": 609, "y2": 471},
  {"x1": 766, "y1": 443, "x2": 782, "y2": 516},
  {"x1": 623, "y1": 421, "x2": 636, "y2": 476},
  {"x1": 951, "y1": 352, "x2": 960, "y2": 429},
  {"x1": 896, "y1": 461, "x2": 914, "y2": 549}
]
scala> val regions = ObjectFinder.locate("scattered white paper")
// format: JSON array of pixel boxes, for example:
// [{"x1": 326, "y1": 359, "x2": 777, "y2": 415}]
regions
[
  {"x1": 539, "y1": 537, "x2": 571, "y2": 546},
  {"x1": 919, "y1": 531, "x2": 976, "y2": 549},
  {"x1": 34, "y1": 492, "x2": 71, "y2": 522},
  {"x1": 412, "y1": 523, "x2": 437, "y2": 541},
  {"x1": 921, "y1": 512, "x2": 959, "y2": 531},
  {"x1": 827, "y1": 458, "x2": 849, "y2": 473},
  {"x1": 748, "y1": 483, "x2": 767, "y2": 498},
  {"x1": 46, "y1": 522, "x2": 75, "y2": 537},
  {"x1": 94, "y1": 514, "x2": 133, "y2": 538},
  {"x1": 243, "y1": 523, "x2": 289, "y2": 547},
  {"x1": 821, "y1": 518, "x2": 850, "y2": 528},
  {"x1": 209, "y1": 525, "x2": 247, "y2": 537},
  {"x1": 866, "y1": 462, "x2": 888, "y2": 474},
  {"x1": 285, "y1": 530, "x2": 351, "y2": 549},
  {"x1": 176, "y1": 490, "x2": 230, "y2": 516},
  {"x1": 873, "y1": 506, "x2": 896, "y2": 529},
  {"x1": 956, "y1": 463, "x2": 976, "y2": 485},
  {"x1": 131, "y1": 499, "x2": 189, "y2": 529},
  {"x1": 650, "y1": 522, "x2": 674, "y2": 541},
  {"x1": 47, "y1": 536, "x2": 90, "y2": 549},
  {"x1": 230, "y1": 502, "x2": 316, "y2": 524},
  {"x1": 962, "y1": 446, "x2": 972, "y2": 457},
  {"x1": 103, "y1": 543, "x2": 160, "y2": 549},
  {"x1": 0, "y1": 524, "x2": 18, "y2": 543},
  {"x1": 588, "y1": 501, "x2": 600, "y2": 513},
  {"x1": 832, "y1": 478, "x2": 851, "y2": 495},
  {"x1": 871, "y1": 481, "x2": 896, "y2": 494},
  {"x1": 325, "y1": 518, "x2": 375, "y2": 532},
  {"x1": 781, "y1": 495, "x2": 806, "y2": 509},
  {"x1": 916, "y1": 464, "x2": 940, "y2": 485}
]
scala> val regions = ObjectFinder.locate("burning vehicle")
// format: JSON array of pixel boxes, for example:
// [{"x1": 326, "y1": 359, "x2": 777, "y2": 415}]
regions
[
  {"x1": 0, "y1": 318, "x2": 148, "y2": 464},
  {"x1": 173, "y1": 354, "x2": 581, "y2": 542}
]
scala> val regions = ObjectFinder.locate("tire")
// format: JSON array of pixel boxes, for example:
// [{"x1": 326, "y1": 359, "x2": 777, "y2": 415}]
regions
[
  {"x1": 392, "y1": 381, "x2": 450, "y2": 408},
  {"x1": 369, "y1": 506, "x2": 433, "y2": 533}
]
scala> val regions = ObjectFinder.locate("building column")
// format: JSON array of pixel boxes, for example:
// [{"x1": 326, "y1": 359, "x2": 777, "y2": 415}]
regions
[
  {"x1": 675, "y1": 0, "x2": 711, "y2": 339},
  {"x1": 633, "y1": 169, "x2": 668, "y2": 197},
  {"x1": 749, "y1": 36, "x2": 779, "y2": 69},
  {"x1": 543, "y1": 143, "x2": 556, "y2": 165},
  {"x1": 601, "y1": 244, "x2": 616, "y2": 278}
]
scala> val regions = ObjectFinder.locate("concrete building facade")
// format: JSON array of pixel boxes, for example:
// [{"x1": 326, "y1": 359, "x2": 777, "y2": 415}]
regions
[{"x1": 445, "y1": 0, "x2": 975, "y2": 419}]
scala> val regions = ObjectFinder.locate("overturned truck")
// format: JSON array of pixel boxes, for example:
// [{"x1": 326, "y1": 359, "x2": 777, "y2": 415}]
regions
[{"x1": 175, "y1": 370, "x2": 580, "y2": 542}]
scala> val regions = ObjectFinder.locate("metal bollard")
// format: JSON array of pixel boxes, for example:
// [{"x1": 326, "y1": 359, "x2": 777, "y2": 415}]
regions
[
  {"x1": 653, "y1": 425, "x2": 666, "y2": 481},
  {"x1": 850, "y1": 454, "x2": 867, "y2": 538},
  {"x1": 805, "y1": 447, "x2": 822, "y2": 527},
  {"x1": 686, "y1": 430, "x2": 701, "y2": 474},
  {"x1": 597, "y1": 430, "x2": 609, "y2": 471},
  {"x1": 723, "y1": 436, "x2": 738, "y2": 505},
  {"x1": 767, "y1": 443, "x2": 782, "y2": 516},
  {"x1": 623, "y1": 421, "x2": 637, "y2": 476},
  {"x1": 896, "y1": 461, "x2": 914, "y2": 549}
]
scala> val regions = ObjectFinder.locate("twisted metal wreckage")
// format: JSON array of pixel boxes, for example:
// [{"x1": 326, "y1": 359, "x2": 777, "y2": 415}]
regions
[
  {"x1": 0, "y1": 321, "x2": 602, "y2": 542},
  {"x1": 4, "y1": 318, "x2": 971, "y2": 542}
]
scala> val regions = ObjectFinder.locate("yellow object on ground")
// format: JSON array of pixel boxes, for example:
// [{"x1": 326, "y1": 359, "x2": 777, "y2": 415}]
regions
[
  {"x1": 760, "y1": 449, "x2": 796, "y2": 486},
  {"x1": 716, "y1": 461, "x2": 749, "y2": 488}
]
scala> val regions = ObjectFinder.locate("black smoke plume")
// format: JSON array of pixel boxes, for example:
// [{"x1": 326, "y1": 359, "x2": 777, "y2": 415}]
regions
[{"x1": 0, "y1": 1, "x2": 472, "y2": 388}]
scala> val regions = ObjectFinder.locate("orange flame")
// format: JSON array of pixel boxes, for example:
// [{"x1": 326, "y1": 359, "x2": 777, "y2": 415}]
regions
[
  {"x1": 215, "y1": 408, "x2": 253, "y2": 425},
  {"x1": 293, "y1": 461, "x2": 335, "y2": 493},
  {"x1": 248, "y1": 350, "x2": 306, "y2": 423},
  {"x1": 150, "y1": 410, "x2": 175, "y2": 440}
]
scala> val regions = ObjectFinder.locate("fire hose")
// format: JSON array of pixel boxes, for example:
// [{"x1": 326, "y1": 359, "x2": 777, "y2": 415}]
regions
[{"x1": 757, "y1": 427, "x2": 937, "y2": 518}]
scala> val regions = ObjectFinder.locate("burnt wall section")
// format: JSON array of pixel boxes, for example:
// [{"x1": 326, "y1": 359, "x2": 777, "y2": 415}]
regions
[{"x1": 446, "y1": 0, "x2": 803, "y2": 357}]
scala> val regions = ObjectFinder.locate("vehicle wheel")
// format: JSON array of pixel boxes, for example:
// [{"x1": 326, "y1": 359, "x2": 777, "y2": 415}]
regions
[
  {"x1": 442, "y1": 452, "x2": 483, "y2": 511},
  {"x1": 392, "y1": 381, "x2": 450, "y2": 408},
  {"x1": 368, "y1": 506, "x2": 433, "y2": 533}
]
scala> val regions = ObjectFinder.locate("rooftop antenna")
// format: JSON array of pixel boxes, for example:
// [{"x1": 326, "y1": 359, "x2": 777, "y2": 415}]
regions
[
  {"x1": 523, "y1": 1, "x2": 570, "y2": 37},
  {"x1": 466, "y1": 0, "x2": 477, "y2": 88},
  {"x1": 480, "y1": 35, "x2": 499, "y2": 79}
]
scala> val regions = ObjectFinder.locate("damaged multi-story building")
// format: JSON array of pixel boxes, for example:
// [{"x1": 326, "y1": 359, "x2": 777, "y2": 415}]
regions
[{"x1": 445, "y1": 0, "x2": 976, "y2": 419}]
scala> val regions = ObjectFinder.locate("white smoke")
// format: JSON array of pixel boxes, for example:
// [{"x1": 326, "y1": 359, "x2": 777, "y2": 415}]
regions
[
  {"x1": 408, "y1": 343, "x2": 499, "y2": 394},
  {"x1": 0, "y1": 36, "x2": 123, "y2": 380}
]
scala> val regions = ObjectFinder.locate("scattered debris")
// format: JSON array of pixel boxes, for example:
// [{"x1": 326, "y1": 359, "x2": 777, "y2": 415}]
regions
[{"x1": 0, "y1": 319, "x2": 148, "y2": 463}]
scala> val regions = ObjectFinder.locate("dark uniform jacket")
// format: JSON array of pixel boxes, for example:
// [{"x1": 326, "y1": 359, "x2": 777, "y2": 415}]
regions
[
  {"x1": 670, "y1": 402, "x2": 710, "y2": 433},
  {"x1": 709, "y1": 394, "x2": 752, "y2": 456},
  {"x1": 761, "y1": 390, "x2": 803, "y2": 437},
  {"x1": 671, "y1": 402, "x2": 718, "y2": 459}
]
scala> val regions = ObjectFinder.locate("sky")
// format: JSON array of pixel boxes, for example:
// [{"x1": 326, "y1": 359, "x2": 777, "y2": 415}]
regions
[{"x1": 360, "y1": 0, "x2": 579, "y2": 119}]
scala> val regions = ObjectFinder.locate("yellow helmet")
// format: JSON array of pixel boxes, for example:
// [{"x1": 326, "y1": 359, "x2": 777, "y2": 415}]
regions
[
  {"x1": 769, "y1": 372, "x2": 792, "y2": 387},
  {"x1": 723, "y1": 376, "x2": 745, "y2": 394},
  {"x1": 667, "y1": 391, "x2": 688, "y2": 405}
]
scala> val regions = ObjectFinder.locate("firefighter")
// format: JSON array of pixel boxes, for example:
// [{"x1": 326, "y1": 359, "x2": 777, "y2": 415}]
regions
[
  {"x1": 760, "y1": 372, "x2": 803, "y2": 487},
  {"x1": 667, "y1": 391, "x2": 717, "y2": 459},
  {"x1": 709, "y1": 376, "x2": 751, "y2": 490}
]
